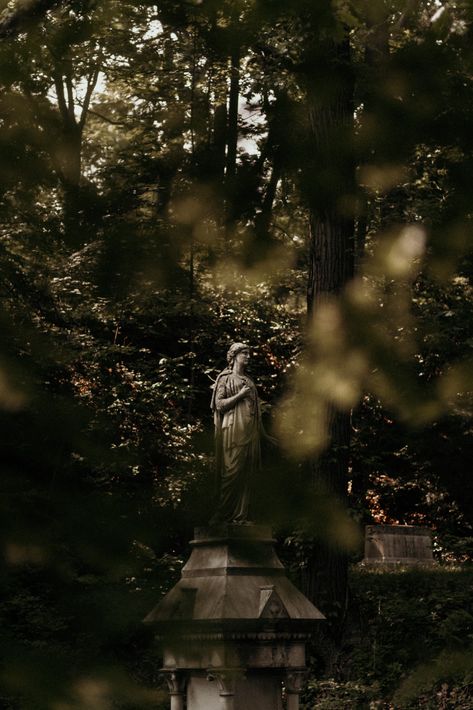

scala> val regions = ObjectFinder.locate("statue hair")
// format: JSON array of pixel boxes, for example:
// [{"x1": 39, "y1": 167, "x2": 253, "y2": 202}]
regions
[{"x1": 226, "y1": 342, "x2": 249, "y2": 368}]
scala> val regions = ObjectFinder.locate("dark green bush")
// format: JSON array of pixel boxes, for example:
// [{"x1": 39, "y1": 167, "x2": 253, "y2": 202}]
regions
[{"x1": 301, "y1": 566, "x2": 473, "y2": 709}]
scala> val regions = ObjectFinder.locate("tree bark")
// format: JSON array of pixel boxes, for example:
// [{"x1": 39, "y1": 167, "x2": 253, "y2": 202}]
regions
[
  {"x1": 226, "y1": 46, "x2": 240, "y2": 181},
  {"x1": 351, "y1": 13, "x2": 391, "y2": 498},
  {"x1": 223, "y1": 45, "x2": 240, "y2": 238},
  {"x1": 61, "y1": 122, "x2": 83, "y2": 247},
  {"x1": 51, "y1": 59, "x2": 100, "y2": 247},
  {"x1": 303, "y1": 33, "x2": 355, "y2": 649},
  {"x1": 212, "y1": 103, "x2": 227, "y2": 182}
]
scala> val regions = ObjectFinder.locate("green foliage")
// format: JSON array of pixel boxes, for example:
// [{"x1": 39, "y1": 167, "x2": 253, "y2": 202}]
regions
[
  {"x1": 301, "y1": 567, "x2": 473, "y2": 709},
  {"x1": 1, "y1": 0, "x2": 473, "y2": 705}
]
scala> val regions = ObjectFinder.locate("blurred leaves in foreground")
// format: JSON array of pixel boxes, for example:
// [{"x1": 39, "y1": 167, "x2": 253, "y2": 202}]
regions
[{"x1": 1, "y1": 0, "x2": 473, "y2": 706}]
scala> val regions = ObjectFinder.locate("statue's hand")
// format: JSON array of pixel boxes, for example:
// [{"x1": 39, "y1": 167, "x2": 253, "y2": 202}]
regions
[{"x1": 240, "y1": 384, "x2": 252, "y2": 398}]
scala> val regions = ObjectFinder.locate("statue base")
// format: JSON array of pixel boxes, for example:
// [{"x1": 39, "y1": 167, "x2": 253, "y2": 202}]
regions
[{"x1": 145, "y1": 524, "x2": 324, "y2": 709}]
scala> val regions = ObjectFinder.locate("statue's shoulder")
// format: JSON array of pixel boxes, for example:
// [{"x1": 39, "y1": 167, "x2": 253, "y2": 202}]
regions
[
  {"x1": 216, "y1": 372, "x2": 231, "y2": 387},
  {"x1": 214, "y1": 369, "x2": 232, "y2": 389}
]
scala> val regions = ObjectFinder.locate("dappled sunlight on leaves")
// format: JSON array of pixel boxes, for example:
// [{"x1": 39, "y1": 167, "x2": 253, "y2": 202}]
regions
[
  {"x1": 1, "y1": 0, "x2": 473, "y2": 705},
  {"x1": 275, "y1": 213, "x2": 473, "y2": 459},
  {"x1": 211, "y1": 243, "x2": 297, "y2": 290}
]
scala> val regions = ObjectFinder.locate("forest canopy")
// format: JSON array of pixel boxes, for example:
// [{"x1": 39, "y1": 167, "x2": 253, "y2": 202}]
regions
[{"x1": 1, "y1": 0, "x2": 473, "y2": 708}]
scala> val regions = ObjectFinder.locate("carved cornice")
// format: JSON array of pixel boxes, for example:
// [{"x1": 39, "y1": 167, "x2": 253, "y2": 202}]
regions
[
  {"x1": 156, "y1": 630, "x2": 312, "y2": 642},
  {"x1": 182, "y1": 567, "x2": 286, "y2": 577}
]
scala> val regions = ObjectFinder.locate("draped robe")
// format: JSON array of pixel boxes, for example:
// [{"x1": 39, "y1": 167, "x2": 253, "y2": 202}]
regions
[{"x1": 210, "y1": 369, "x2": 261, "y2": 523}]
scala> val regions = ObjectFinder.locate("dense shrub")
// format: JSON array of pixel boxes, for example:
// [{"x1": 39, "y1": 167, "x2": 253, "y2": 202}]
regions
[{"x1": 301, "y1": 566, "x2": 473, "y2": 709}]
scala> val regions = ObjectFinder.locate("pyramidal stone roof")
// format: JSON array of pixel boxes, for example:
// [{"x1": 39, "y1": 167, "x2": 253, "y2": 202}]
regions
[{"x1": 145, "y1": 525, "x2": 324, "y2": 629}]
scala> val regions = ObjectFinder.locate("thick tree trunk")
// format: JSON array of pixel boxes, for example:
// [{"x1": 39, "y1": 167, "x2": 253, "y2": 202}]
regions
[
  {"x1": 303, "y1": 34, "x2": 355, "y2": 651},
  {"x1": 60, "y1": 122, "x2": 83, "y2": 248},
  {"x1": 351, "y1": 15, "x2": 391, "y2": 497},
  {"x1": 307, "y1": 211, "x2": 354, "y2": 314}
]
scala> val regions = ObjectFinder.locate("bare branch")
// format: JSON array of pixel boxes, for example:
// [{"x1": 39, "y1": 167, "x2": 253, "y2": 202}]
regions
[
  {"x1": 79, "y1": 62, "x2": 101, "y2": 130},
  {"x1": 53, "y1": 75, "x2": 69, "y2": 123},
  {"x1": 64, "y1": 66, "x2": 75, "y2": 121},
  {"x1": 84, "y1": 106, "x2": 125, "y2": 127}
]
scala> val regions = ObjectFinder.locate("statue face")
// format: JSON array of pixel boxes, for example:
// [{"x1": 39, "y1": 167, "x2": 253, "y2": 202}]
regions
[{"x1": 235, "y1": 349, "x2": 250, "y2": 367}]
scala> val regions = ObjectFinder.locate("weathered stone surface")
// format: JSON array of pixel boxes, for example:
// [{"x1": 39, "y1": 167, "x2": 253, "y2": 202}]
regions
[
  {"x1": 361, "y1": 524, "x2": 435, "y2": 567},
  {"x1": 145, "y1": 524, "x2": 323, "y2": 709},
  {"x1": 145, "y1": 524, "x2": 323, "y2": 628},
  {"x1": 186, "y1": 672, "x2": 284, "y2": 710},
  {"x1": 210, "y1": 343, "x2": 262, "y2": 524}
]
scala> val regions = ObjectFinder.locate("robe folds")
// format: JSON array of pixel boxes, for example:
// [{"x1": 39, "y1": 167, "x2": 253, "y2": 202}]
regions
[{"x1": 210, "y1": 369, "x2": 262, "y2": 522}]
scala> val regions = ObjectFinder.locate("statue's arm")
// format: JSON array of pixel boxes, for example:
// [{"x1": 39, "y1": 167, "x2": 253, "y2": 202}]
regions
[{"x1": 215, "y1": 379, "x2": 250, "y2": 413}]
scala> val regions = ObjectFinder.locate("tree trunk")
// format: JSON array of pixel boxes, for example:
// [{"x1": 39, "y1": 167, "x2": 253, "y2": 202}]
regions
[
  {"x1": 60, "y1": 121, "x2": 83, "y2": 248},
  {"x1": 303, "y1": 34, "x2": 355, "y2": 652},
  {"x1": 351, "y1": 14, "x2": 391, "y2": 498},
  {"x1": 213, "y1": 103, "x2": 227, "y2": 182},
  {"x1": 226, "y1": 46, "x2": 240, "y2": 181},
  {"x1": 51, "y1": 56, "x2": 100, "y2": 248},
  {"x1": 224, "y1": 45, "x2": 240, "y2": 235}
]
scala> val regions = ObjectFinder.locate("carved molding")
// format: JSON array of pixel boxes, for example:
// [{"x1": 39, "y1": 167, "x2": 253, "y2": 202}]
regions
[
  {"x1": 259, "y1": 585, "x2": 290, "y2": 619},
  {"x1": 161, "y1": 670, "x2": 188, "y2": 696},
  {"x1": 156, "y1": 631, "x2": 311, "y2": 642},
  {"x1": 207, "y1": 668, "x2": 245, "y2": 696}
]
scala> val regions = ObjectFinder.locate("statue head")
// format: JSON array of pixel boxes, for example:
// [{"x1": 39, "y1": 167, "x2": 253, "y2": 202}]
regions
[{"x1": 226, "y1": 342, "x2": 250, "y2": 368}]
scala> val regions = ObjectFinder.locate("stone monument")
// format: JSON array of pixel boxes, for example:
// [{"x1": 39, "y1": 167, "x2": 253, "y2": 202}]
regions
[
  {"x1": 210, "y1": 342, "x2": 263, "y2": 524},
  {"x1": 145, "y1": 343, "x2": 324, "y2": 709},
  {"x1": 361, "y1": 524, "x2": 435, "y2": 567}
]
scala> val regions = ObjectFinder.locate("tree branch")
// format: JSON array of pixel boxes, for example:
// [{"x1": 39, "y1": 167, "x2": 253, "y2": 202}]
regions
[
  {"x1": 79, "y1": 62, "x2": 100, "y2": 130},
  {"x1": 64, "y1": 67, "x2": 75, "y2": 122},
  {"x1": 53, "y1": 75, "x2": 69, "y2": 123},
  {"x1": 84, "y1": 106, "x2": 125, "y2": 126}
]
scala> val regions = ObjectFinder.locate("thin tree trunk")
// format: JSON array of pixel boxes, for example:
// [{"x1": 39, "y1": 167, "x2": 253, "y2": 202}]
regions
[
  {"x1": 226, "y1": 46, "x2": 240, "y2": 181},
  {"x1": 52, "y1": 58, "x2": 100, "y2": 247},
  {"x1": 253, "y1": 162, "x2": 281, "y2": 256},
  {"x1": 213, "y1": 103, "x2": 227, "y2": 182},
  {"x1": 223, "y1": 45, "x2": 240, "y2": 240}
]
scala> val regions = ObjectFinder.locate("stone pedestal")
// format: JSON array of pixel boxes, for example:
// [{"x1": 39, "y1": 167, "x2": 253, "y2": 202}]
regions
[
  {"x1": 145, "y1": 525, "x2": 324, "y2": 709},
  {"x1": 361, "y1": 524, "x2": 435, "y2": 567}
]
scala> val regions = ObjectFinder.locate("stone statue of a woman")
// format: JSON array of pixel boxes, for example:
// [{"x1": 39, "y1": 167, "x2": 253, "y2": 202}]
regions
[{"x1": 210, "y1": 342, "x2": 262, "y2": 524}]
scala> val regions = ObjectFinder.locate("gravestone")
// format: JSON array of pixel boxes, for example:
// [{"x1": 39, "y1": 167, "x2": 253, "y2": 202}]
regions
[
  {"x1": 145, "y1": 524, "x2": 324, "y2": 710},
  {"x1": 362, "y1": 524, "x2": 435, "y2": 567}
]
